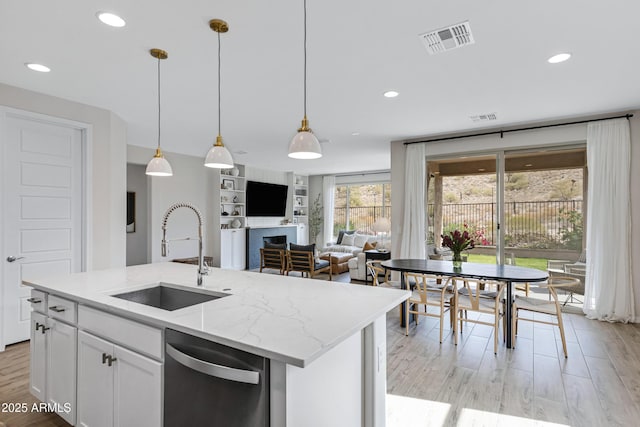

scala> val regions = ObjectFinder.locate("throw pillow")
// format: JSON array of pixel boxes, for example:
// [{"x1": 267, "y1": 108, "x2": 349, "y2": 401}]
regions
[
  {"x1": 341, "y1": 233, "x2": 356, "y2": 246},
  {"x1": 353, "y1": 233, "x2": 371, "y2": 248},
  {"x1": 336, "y1": 230, "x2": 356, "y2": 245},
  {"x1": 264, "y1": 242, "x2": 286, "y2": 250},
  {"x1": 290, "y1": 242, "x2": 315, "y2": 253},
  {"x1": 363, "y1": 241, "x2": 378, "y2": 251}
]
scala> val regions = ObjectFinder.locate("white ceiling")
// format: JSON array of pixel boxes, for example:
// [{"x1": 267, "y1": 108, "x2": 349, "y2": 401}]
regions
[{"x1": 1, "y1": 0, "x2": 639, "y2": 175}]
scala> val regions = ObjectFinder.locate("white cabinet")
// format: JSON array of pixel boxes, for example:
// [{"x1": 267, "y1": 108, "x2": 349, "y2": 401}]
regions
[
  {"x1": 297, "y1": 223, "x2": 308, "y2": 245},
  {"x1": 77, "y1": 331, "x2": 162, "y2": 427},
  {"x1": 29, "y1": 311, "x2": 47, "y2": 401},
  {"x1": 47, "y1": 319, "x2": 77, "y2": 424},
  {"x1": 29, "y1": 292, "x2": 77, "y2": 425},
  {"x1": 220, "y1": 228, "x2": 246, "y2": 270}
]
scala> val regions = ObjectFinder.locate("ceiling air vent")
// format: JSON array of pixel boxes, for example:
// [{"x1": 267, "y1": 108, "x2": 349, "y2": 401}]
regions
[
  {"x1": 469, "y1": 113, "x2": 497, "y2": 123},
  {"x1": 419, "y1": 21, "x2": 474, "y2": 55}
]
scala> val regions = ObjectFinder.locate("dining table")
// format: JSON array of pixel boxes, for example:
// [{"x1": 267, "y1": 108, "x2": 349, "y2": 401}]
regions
[{"x1": 381, "y1": 258, "x2": 548, "y2": 348}]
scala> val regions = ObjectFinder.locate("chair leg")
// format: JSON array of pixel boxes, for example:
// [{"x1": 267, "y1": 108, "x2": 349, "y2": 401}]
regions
[
  {"x1": 512, "y1": 305, "x2": 517, "y2": 349},
  {"x1": 405, "y1": 302, "x2": 409, "y2": 336},
  {"x1": 494, "y1": 310, "x2": 499, "y2": 354},
  {"x1": 557, "y1": 311, "x2": 569, "y2": 358}
]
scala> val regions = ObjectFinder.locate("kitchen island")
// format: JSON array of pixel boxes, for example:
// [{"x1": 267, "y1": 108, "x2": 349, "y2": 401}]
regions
[{"x1": 24, "y1": 262, "x2": 409, "y2": 426}]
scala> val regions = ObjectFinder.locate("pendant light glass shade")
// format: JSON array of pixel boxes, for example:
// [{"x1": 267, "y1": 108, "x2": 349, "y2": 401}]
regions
[
  {"x1": 289, "y1": 0, "x2": 322, "y2": 159},
  {"x1": 146, "y1": 48, "x2": 173, "y2": 177},
  {"x1": 289, "y1": 116, "x2": 322, "y2": 159},
  {"x1": 204, "y1": 19, "x2": 234, "y2": 170},
  {"x1": 204, "y1": 136, "x2": 234, "y2": 168},
  {"x1": 146, "y1": 148, "x2": 173, "y2": 176}
]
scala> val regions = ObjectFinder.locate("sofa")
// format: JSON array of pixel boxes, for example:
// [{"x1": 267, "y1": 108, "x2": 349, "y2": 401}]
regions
[{"x1": 321, "y1": 231, "x2": 378, "y2": 281}]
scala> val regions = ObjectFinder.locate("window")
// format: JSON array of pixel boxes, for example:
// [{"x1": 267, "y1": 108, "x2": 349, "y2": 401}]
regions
[{"x1": 333, "y1": 183, "x2": 391, "y2": 237}]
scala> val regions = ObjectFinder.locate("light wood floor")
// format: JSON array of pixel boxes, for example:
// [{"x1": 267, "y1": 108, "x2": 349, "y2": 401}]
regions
[{"x1": 2, "y1": 275, "x2": 639, "y2": 427}]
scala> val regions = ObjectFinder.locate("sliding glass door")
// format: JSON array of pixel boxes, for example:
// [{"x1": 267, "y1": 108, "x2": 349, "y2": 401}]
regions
[{"x1": 426, "y1": 145, "x2": 586, "y2": 270}]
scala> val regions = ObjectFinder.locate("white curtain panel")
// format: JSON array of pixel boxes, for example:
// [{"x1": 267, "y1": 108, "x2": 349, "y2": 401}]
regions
[
  {"x1": 399, "y1": 144, "x2": 426, "y2": 259},
  {"x1": 322, "y1": 175, "x2": 336, "y2": 246},
  {"x1": 584, "y1": 118, "x2": 635, "y2": 322}
]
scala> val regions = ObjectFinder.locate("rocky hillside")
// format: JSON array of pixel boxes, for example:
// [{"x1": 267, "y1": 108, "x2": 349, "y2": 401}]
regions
[{"x1": 438, "y1": 169, "x2": 584, "y2": 204}]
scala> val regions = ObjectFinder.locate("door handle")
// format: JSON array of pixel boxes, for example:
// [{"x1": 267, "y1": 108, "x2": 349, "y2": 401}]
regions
[{"x1": 6, "y1": 256, "x2": 25, "y2": 263}]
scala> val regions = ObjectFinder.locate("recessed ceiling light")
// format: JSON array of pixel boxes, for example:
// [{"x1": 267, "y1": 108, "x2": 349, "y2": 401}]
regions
[
  {"x1": 25, "y1": 63, "x2": 50, "y2": 73},
  {"x1": 96, "y1": 12, "x2": 126, "y2": 27},
  {"x1": 547, "y1": 53, "x2": 571, "y2": 64},
  {"x1": 525, "y1": 163, "x2": 533, "y2": 167},
  {"x1": 351, "y1": 132, "x2": 360, "y2": 136},
  {"x1": 383, "y1": 90, "x2": 399, "y2": 98}
]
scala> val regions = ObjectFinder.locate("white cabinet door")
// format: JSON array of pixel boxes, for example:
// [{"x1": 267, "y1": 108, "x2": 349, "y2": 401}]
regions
[
  {"x1": 297, "y1": 224, "x2": 308, "y2": 245},
  {"x1": 47, "y1": 319, "x2": 77, "y2": 425},
  {"x1": 29, "y1": 312, "x2": 47, "y2": 401},
  {"x1": 77, "y1": 331, "x2": 114, "y2": 427},
  {"x1": 114, "y1": 345, "x2": 162, "y2": 427},
  {"x1": 221, "y1": 229, "x2": 246, "y2": 270}
]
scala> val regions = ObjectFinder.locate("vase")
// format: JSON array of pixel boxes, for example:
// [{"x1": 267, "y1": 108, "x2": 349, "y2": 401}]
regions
[{"x1": 452, "y1": 252, "x2": 463, "y2": 269}]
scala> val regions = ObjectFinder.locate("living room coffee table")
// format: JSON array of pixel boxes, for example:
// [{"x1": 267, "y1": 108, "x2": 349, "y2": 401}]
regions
[{"x1": 319, "y1": 252, "x2": 354, "y2": 275}]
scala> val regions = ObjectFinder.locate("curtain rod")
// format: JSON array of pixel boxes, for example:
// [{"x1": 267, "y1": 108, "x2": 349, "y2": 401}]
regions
[
  {"x1": 335, "y1": 170, "x2": 390, "y2": 178},
  {"x1": 404, "y1": 113, "x2": 634, "y2": 146}
]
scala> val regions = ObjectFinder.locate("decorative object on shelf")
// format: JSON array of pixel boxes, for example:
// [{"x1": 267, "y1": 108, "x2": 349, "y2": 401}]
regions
[
  {"x1": 296, "y1": 177, "x2": 303, "y2": 185},
  {"x1": 221, "y1": 224, "x2": 229, "y2": 229},
  {"x1": 231, "y1": 219, "x2": 241, "y2": 228},
  {"x1": 230, "y1": 167, "x2": 240, "y2": 176},
  {"x1": 222, "y1": 179, "x2": 234, "y2": 190},
  {"x1": 232, "y1": 195, "x2": 239, "y2": 203},
  {"x1": 441, "y1": 226, "x2": 475, "y2": 269},
  {"x1": 372, "y1": 217, "x2": 391, "y2": 250},
  {"x1": 232, "y1": 208, "x2": 240, "y2": 216},
  {"x1": 308, "y1": 193, "x2": 323, "y2": 244},
  {"x1": 204, "y1": 19, "x2": 234, "y2": 169},
  {"x1": 288, "y1": 0, "x2": 322, "y2": 160},
  {"x1": 296, "y1": 197, "x2": 303, "y2": 206},
  {"x1": 145, "y1": 48, "x2": 173, "y2": 176},
  {"x1": 222, "y1": 210, "x2": 229, "y2": 216},
  {"x1": 221, "y1": 196, "x2": 229, "y2": 202}
]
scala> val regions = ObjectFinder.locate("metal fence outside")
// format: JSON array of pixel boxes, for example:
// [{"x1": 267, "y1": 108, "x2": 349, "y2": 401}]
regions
[
  {"x1": 429, "y1": 200, "x2": 583, "y2": 249},
  {"x1": 333, "y1": 206, "x2": 392, "y2": 235}
]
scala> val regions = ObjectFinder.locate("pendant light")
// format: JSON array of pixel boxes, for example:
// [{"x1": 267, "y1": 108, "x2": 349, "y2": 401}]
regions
[
  {"x1": 145, "y1": 49, "x2": 173, "y2": 176},
  {"x1": 204, "y1": 19, "x2": 234, "y2": 169},
  {"x1": 288, "y1": 0, "x2": 322, "y2": 159}
]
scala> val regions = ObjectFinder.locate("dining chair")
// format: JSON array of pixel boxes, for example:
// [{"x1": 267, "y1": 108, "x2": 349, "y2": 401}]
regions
[
  {"x1": 404, "y1": 272, "x2": 454, "y2": 343},
  {"x1": 511, "y1": 276, "x2": 579, "y2": 358},
  {"x1": 366, "y1": 261, "x2": 399, "y2": 288},
  {"x1": 259, "y1": 247, "x2": 287, "y2": 275},
  {"x1": 453, "y1": 277, "x2": 506, "y2": 354}
]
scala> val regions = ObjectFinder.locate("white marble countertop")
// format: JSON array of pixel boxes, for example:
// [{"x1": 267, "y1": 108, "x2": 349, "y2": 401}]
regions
[{"x1": 23, "y1": 262, "x2": 409, "y2": 367}]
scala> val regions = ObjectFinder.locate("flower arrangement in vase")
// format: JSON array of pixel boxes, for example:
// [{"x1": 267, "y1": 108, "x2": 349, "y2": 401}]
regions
[{"x1": 441, "y1": 225, "x2": 475, "y2": 270}]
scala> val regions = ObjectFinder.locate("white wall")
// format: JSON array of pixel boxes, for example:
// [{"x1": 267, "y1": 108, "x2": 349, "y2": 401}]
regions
[
  {"x1": 391, "y1": 111, "x2": 640, "y2": 321},
  {"x1": 0, "y1": 83, "x2": 126, "y2": 270},
  {"x1": 127, "y1": 145, "x2": 215, "y2": 262},
  {"x1": 126, "y1": 164, "x2": 148, "y2": 266}
]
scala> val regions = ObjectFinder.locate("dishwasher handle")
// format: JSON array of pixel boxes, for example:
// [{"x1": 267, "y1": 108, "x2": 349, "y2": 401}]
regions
[{"x1": 166, "y1": 343, "x2": 260, "y2": 385}]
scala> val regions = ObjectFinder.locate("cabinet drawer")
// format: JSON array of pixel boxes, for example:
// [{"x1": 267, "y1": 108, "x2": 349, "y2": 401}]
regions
[
  {"x1": 48, "y1": 295, "x2": 77, "y2": 324},
  {"x1": 28, "y1": 289, "x2": 47, "y2": 313},
  {"x1": 78, "y1": 305, "x2": 162, "y2": 360}
]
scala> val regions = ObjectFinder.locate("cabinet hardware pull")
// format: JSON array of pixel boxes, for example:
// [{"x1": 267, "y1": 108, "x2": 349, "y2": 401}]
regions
[
  {"x1": 49, "y1": 306, "x2": 66, "y2": 312},
  {"x1": 27, "y1": 297, "x2": 42, "y2": 303},
  {"x1": 35, "y1": 322, "x2": 44, "y2": 331},
  {"x1": 102, "y1": 353, "x2": 109, "y2": 365},
  {"x1": 41, "y1": 326, "x2": 50, "y2": 334},
  {"x1": 166, "y1": 344, "x2": 260, "y2": 384},
  {"x1": 107, "y1": 356, "x2": 117, "y2": 367}
]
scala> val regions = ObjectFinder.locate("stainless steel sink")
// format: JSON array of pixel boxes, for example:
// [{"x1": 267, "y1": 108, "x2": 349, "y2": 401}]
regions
[{"x1": 112, "y1": 283, "x2": 228, "y2": 311}]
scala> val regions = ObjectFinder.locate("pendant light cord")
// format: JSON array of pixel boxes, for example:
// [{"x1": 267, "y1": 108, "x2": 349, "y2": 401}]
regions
[
  {"x1": 303, "y1": 0, "x2": 308, "y2": 118},
  {"x1": 218, "y1": 31, "x2": 222, "y2": 137},
  {"x1": 157, "y1": 56, "x2": 161, "y2": 150}
]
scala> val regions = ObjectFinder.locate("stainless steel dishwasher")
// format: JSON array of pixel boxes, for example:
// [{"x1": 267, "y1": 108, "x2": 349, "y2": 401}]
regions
[{"x1": 164, "y1": 329, "x2": 269, "y2": 426}]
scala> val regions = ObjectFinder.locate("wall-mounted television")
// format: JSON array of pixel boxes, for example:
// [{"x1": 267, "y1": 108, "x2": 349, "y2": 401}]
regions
[{"x1": 246, "y1": 181, "x2": 288, "y2": 217}]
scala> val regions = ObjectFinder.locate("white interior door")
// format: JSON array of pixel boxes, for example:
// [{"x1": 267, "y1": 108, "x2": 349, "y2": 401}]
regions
[{"x1": 2, "y1": 111, "x2": 83, "y2": 347}]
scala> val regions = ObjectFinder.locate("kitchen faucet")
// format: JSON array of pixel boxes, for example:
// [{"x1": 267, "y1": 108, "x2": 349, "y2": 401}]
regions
[{"x1": 161, "y1": 202, "x2": 208, "y2": 286}]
